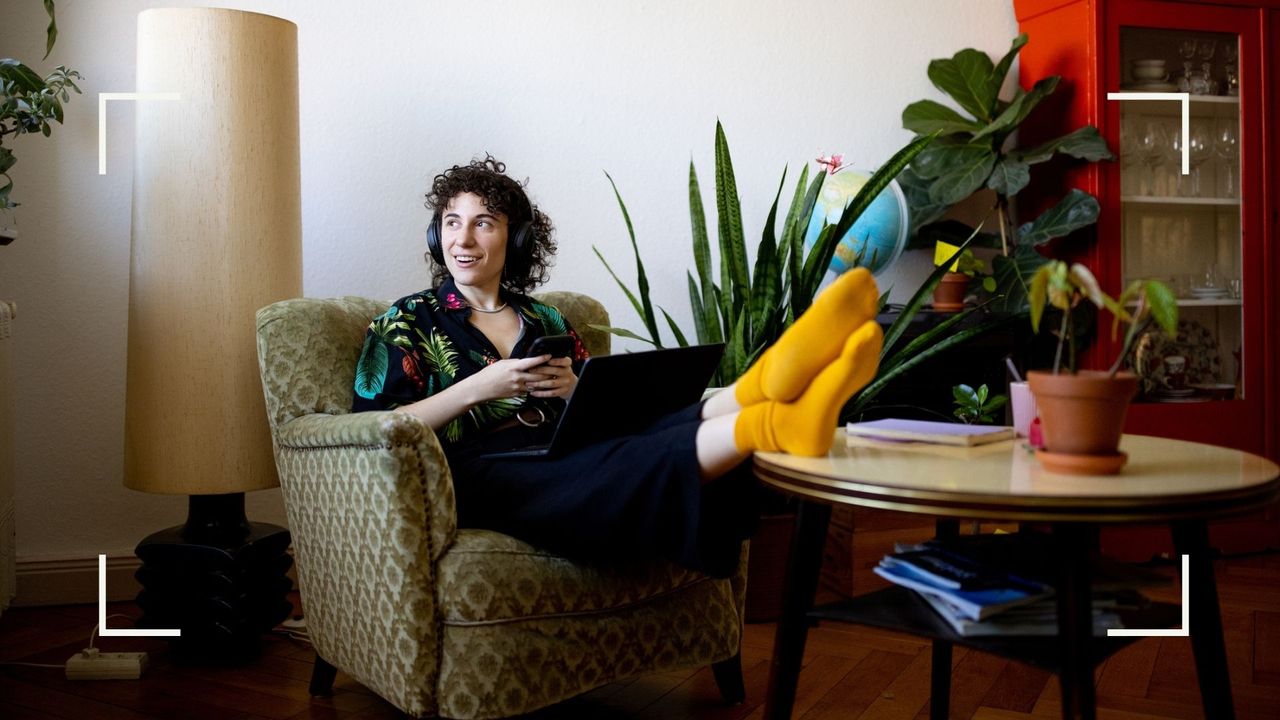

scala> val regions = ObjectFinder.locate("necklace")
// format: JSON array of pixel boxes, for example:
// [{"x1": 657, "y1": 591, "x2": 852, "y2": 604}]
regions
[{"x1": 469, "y1": 302, "x2": 508, "y2": 314}]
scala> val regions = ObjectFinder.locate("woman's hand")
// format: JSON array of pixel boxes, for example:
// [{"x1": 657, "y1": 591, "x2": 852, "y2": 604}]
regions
[
  {"x1": 463, "y1": 355, "x2": 553, "y2": 403},
  {"x1": 527, "y1": 357, "x2": 578, "y2": 400}
]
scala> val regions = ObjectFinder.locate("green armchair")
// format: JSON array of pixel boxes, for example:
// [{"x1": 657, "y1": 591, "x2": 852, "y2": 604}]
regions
[{"x1": 255, "y1": 292, "x2": 748, "y2": 719}]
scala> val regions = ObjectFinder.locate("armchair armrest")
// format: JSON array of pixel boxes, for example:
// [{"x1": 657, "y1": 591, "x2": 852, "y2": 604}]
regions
[{"x1": 273, "y1": 410, "x2": 454, "y2": 717}]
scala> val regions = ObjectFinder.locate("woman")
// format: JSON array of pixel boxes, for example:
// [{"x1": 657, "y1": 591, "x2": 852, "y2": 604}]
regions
[{"x1": 353, "y1": 155, "x2": 883, "y2": 575}]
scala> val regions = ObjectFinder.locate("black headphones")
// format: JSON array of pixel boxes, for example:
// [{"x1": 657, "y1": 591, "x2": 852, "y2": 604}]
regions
[{"x1": 426, "y1": 190, "x2": 538, "y2": 269}]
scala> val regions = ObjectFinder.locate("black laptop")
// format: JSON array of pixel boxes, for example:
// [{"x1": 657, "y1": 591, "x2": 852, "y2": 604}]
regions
[{"x1": 479, "y1": 343, "x2": 725, "y2": 459}]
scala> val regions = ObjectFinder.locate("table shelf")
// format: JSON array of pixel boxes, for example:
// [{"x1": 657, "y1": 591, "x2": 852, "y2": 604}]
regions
[{"x1": 809, "y1": 586, "x2": 1182, "y2": 673}]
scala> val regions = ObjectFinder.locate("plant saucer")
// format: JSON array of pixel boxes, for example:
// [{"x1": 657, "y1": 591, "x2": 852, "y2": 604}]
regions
[{"x1": 1035, "y1": 449, "x2": 1128, "y2": 475}]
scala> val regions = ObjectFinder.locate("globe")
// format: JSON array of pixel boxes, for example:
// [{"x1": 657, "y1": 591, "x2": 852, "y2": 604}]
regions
[{"x1": 802, "y1": 170, "x2": 909, "y2": 278}]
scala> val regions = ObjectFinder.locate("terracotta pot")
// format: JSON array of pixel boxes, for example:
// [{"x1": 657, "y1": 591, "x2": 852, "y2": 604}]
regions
[
  {"x1": 1027, "y1": 370, "x2": 1139, "y2": 470},
  {"x1": 931, "y1": 271, "x2": 969, "y2": 312}
]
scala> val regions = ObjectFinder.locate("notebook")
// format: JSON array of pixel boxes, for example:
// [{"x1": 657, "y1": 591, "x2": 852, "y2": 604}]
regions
[
  {"x1": 479, "y1": 343, "x2": 725, "y2": 459},
  {"x1": 846, "y1": 418, "x2": 1015, "y2": 446}
]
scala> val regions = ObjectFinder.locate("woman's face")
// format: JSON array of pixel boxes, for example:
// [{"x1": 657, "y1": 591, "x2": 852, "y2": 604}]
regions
[{"x1": 441, "y1": 192, "x2": 508, "y2": 292}]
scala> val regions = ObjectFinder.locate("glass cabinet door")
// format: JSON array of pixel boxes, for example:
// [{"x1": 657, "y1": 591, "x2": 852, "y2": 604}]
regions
[{"x1": 1116, "y1": 27, "x2": 1243, "y2": 404}]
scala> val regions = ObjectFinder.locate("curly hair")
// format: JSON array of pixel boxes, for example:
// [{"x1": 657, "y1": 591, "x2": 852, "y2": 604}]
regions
[{"x1": 424, "y1": 154, "x2": 556, "y2": 294}]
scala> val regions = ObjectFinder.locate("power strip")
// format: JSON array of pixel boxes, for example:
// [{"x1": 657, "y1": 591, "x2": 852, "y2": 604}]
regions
[{"x1": 65, "y1": 648, "x2": 148, "y2": 680}]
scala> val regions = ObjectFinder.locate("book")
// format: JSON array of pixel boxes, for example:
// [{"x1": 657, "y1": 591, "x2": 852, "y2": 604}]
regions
[
  {"x1": 874, "y1": 560, "x2": 1052, "y2": 621},
  {"x1": 880, "y1": 551, "x2": 1046, "y2": 593},
  {"x1": 846, "y1": 418, "x2": 1015, "y2": 446},
  {"x1": 917, "y1": 590, "x2": 1127, "y2": 637}
]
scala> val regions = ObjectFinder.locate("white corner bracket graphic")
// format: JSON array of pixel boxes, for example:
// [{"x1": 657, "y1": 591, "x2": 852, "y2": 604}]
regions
[
  {"x1": 97, "y1": 550, "x2": 180, "y2": 635},
  {"x1": 1107, "y1": 554, "x2": 1190, "y2": 637},
  {"x1": 1106, "y1": 92, "x2": 1191, "y2": 175},
  {"x1": 98, "y1": 92, "x2": 181, "y2": 175}
]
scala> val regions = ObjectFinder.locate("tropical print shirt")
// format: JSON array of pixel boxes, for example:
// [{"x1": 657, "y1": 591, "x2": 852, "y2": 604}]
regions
[{"x1": 351, "y1": 278, "x2": 590, "y2": 446}]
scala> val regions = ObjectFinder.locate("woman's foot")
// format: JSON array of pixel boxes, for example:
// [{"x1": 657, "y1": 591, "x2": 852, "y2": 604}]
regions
[
  {"x1": 735, "y1": 268, "x2": 879, "y2": 407},
  {"x1": 734, "y1": 320, "x2": 883, "y2": 457}
]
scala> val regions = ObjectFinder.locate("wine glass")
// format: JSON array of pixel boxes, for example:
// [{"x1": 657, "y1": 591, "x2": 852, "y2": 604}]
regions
[
  {"x1": 1138, "y1": 118, "x2": 1167, "y2": 196},
  {"x1": 1222, "y1": 40, "x2": 1239, "y2": 96},
  {"x1": 1177, "y1": 39, "x2": 1197, "y2": 92},
  {"x1": 1189, "y1": 123, "x2": 1213, "y2": 196},
  {"x1": 1197, "y1": 39, "x2": 1217, "y2": 94},
  {"x1": 1120, "y1": 115, "x2": 1139, "y2": 195},
  {"x1": 1215, "y1": 118, "x2": 1240, "y2": 197},
  {"x1": 1164, "y1": 121, "x2": 1185, "y2": 196}
]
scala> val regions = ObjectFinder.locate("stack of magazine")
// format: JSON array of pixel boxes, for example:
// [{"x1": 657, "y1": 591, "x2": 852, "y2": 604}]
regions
[{"x1": 875, "y1": 539, "x2": 1149, "y2": 637}]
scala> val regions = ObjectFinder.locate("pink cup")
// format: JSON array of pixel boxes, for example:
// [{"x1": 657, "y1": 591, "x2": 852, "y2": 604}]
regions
[{"x1": 1010, "y1": 381, "x2": 1039, "y2": 437}]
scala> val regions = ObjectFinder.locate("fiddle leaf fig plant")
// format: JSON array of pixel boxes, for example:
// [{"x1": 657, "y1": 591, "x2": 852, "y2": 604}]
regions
[
  {"x1": 1, "y1": 1, "x2": 82, "y2": 237},
  {"x1": 899, "y1": 34, "x2": 1114, "y2": 312}
]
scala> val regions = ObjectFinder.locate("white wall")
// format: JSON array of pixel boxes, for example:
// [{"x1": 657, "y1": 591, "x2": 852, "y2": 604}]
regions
[{"x1": 0, "y1": 0, "x2": 1017, "y2": 564}]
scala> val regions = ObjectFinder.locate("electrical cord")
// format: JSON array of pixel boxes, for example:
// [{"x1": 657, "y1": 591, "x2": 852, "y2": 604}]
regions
[{"x1": 0, "y1": 613, "x2": 138, "y2": 671}]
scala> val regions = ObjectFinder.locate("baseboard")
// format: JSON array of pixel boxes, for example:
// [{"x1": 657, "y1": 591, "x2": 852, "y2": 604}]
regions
[
  {"x1": 13, "y1": 547, "x2": 299, "y2": 607},
  {"x1": 13, "y1": 554, "x2": 142, "y2": 606}
]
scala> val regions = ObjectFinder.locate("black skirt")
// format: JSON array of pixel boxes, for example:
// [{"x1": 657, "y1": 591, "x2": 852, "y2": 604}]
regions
[{"x1": 445, "y1": 402, "x2": 758, "y2": 577}]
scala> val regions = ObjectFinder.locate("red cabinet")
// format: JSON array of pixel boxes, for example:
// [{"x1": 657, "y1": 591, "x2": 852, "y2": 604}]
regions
[{"x1": 1015, "y1": 0, "x2": 1279, "y2": 556}]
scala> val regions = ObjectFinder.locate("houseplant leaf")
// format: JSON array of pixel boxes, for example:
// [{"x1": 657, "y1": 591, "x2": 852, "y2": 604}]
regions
[
  {"x1": 688, "y1": 161, "x2": 716, "y2": 328},
  {"x1": 1013, "y1": 126, "x2": 1114, "y2": 165},
  {"x1": 714, "y1": 121, "x2": 751, "y2": 310},
  {"x1": 659, "y1": 307, "x2": 690, "y2": 347},
  {"x1": 987, "y1": 158, "x2": 1030, "y2": 196},
  {"x1": 902, "y1": 100, "x2": 984, "y2": 135},
  {"x1": 989, "y1": 34, "x2": 1029, "y2": 97},
  {"x1": 925, "y1": 144, "x2": 997, "y2": 205},
  {"x1": 971, "y1": 76, "x2": 1060, "y2": 141},
  {"x1": 990, "y1": 242, "x2": 1049, "y2": 313},
  {"x1": 748, "y1": 170, "x2": 785, "y2": 340},
  {"x1": 592, "y1": 245, "x2": 656, "y2": 345},
  {"x1": 604, "y1": 172, "x2": 662, "y2": 344},
  {"x1": 1017, "y1": 189, "x2": 1100, "y2": 246},
  {"x1": 927, "y1": 48, "x2": 997, "y2": 122}
]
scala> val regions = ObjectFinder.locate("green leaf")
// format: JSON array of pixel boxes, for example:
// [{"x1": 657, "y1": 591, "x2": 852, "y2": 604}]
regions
[
  {"x1": 991, "y1": 242, "x2": 1049, "y2": 313},
  {"x1": 1014, "y1": 126, "x2": 1114, "y2": 165},
  {"x1": 1143, "y1": 280, "x2": 1178, "y2": 336},
  {"x1": 902, "y1": 100, "x2": 984, "y2": 135},
  {"x1": 688, "y1": 160, "x2": 715, "y2": 321},
  {"x1": 898, "y1": 166, "x2": 950, "y2": 237},
  {"x1": 926, "y1": 144, "x2": 997, "y2": 206},
  {"x1": 787, "y1": 170, "x2": 825, "y2": 319},
  {"x1": 1028, "y1": 263, "x2": 1051, "y2": 332},
  {"x1": 928, "y1": 48, "x2": 997, "y2": 122},
  {"x1": 1017, "y1": 189, "x2": 1101, "y2": 246},
  {"x1": 987, "y1": 158, "x2": 1030, "y2": 196},
  {"x1": 0, "y1": 147, "x2": 14, "y2": 175},
  {"x1": 592, "y1": 245, "x2": 656, "y2": 346},
  {"x1": 659, "y1": 307, "x2": 690, "y2": 347},
  {"x1": 687, "y1": 271, "x2": 718, "y2": 345},
  {"x1": 882, "y1": 301, "x2": 987, "y2": 372},
  {"x1": 603, "y1": 173, "x2": 662, "y2": 344},
  {"x1": 990, "y1": 34, "x2": 1029, "y2": 99},
  {"x1": 714, "y1": 120, "x2": 750, "y2": 310},
  {"x1": 748, "y1": 169, "x2": 785, "y2": 340},
  {"x1": 589, "y1": 324, "x2": 659, "y2": 347},
  {"x1": 972, "y1": 76, "x2": 1060, "y2": 141},
  {"x1": 43, "y1": 0, "x2": 58, "y2": 60},
  {"x1": 0, "y1": 60, "x2": 45, "y2": 92}
]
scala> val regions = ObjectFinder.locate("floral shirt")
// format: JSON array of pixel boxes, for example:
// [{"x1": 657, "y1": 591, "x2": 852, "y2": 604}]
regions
[{"x1": 351, "y1": 278, "x2": 590, "y2": 446}]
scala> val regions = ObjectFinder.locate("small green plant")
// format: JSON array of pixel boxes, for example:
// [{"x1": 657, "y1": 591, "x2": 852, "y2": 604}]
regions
[
  {"x1": 952, "y1": 383, "x2": 1007, "y2": 424},
  {"x1": 1, "y1": 1, "x2": 82, "y2": 217},
  {"x1": 1028, "y1": 261, "x2": 1178, "y2": 375}
]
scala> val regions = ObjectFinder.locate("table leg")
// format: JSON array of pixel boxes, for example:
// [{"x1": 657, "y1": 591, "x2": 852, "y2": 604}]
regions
[
  {"x1": 1053, "y1": 523, "x2": 1097, "y2": 720},
  {"x1": 763, "y1": 500, "x2": 832, "y2": 720},
  {"x1": 929, "y1": 519, "x2": 959, "y2": 720},
  {"x1": 1170, "y1": 519, "x2": 1235, "y2": 720}
]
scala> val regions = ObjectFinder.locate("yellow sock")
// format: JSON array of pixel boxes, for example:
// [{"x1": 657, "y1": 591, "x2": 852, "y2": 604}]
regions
[
  {"x1": 734, "y1": 320, "x2": 883, "y2": 457},
  {"x1": 735, "y1": 268, "x2": 879, "y2": 407}
]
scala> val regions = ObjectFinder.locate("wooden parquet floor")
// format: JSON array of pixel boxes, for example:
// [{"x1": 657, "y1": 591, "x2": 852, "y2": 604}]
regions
[{"x1": 2, "y1": 553, "x2": 1278, "y2": 719}]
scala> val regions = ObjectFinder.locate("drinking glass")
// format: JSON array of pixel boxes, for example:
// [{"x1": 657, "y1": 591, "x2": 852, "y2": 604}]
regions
[
  {"x1": 1138, "y1": 118, "x2": 1166, "y2": 196},
  {"x1": 1120, "y1": 115, "x2": 1139, "y2": 195},
  {"x1": 1222, "y1": 41, "x2": 1239, "y2": 96},
  {"x1": 1188, "y1": 123, "x2": 1212, "y2": 196},
  {"x1": 1215, "y1": 118, "x2": 1240, "y2": 197},
  {"x1": 1197, "y1": 39, "x2": 1217, "y2": 94},
  {"x1": 1177, "y1": 39, "x2": 1197, "y2": 92},
  {"x1": 1164, "y1": 121, "x2": 1185, "y2": 196}
]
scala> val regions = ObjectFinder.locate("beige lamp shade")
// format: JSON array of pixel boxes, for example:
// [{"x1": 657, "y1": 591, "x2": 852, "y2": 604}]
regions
[{"x1": 125, "y1": 9, "x2": 301, "y2": 494}]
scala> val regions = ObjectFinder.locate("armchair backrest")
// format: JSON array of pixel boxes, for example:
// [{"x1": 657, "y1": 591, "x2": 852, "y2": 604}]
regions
[{"x1": 255, "y1": 292, "x2": 610, "y2": 430}]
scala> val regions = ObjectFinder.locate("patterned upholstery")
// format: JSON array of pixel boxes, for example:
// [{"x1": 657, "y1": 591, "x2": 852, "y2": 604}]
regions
[{"x1": 255, "y1": 293, "x2": 747, "y2": 719}]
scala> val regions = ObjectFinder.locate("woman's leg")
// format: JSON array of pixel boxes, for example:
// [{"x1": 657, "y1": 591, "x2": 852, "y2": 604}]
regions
[
  {"x1": 696, "y1": 413, "x2": 747, "y2": 481},
  {"x1": 701, "y1": 383, "x2": 741, "y2": 419}
]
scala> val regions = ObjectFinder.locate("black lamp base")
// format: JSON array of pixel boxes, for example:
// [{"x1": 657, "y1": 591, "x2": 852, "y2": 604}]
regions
[{"x1": 134, "y1": 493, "x2": 293, "y2": 663}]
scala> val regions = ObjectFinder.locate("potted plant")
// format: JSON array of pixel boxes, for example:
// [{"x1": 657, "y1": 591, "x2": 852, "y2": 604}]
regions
[
  {"x1": 1, "y1": 1, "x2": 82, "y2": 245},
  {"x1": 1026, "y1": 261, "x2": 1177, "y2": 474},
  {"x1": 898, "y1": 34, "x2": 1114, "y2": 313},
  {"x1": 931, "y1": 240, "x2": 995, "y2": 312},
  {"x1": 952, "y1": 383, "x2": 1006, "y2": 424}
]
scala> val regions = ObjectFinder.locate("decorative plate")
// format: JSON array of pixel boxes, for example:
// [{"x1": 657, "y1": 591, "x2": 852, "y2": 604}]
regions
[{"x1": 1131, "y1": 319, "x2": 1222, "y2": 396}]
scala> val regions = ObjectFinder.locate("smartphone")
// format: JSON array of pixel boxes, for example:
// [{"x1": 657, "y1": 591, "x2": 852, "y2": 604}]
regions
[{"x1": 525, "y1": 334, "x2": 574, "y2": 359}]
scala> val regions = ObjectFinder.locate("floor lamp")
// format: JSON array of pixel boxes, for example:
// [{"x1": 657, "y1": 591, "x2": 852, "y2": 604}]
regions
[{"x1": 125, "y1": 8, "x2": 301, "y2": 660}]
